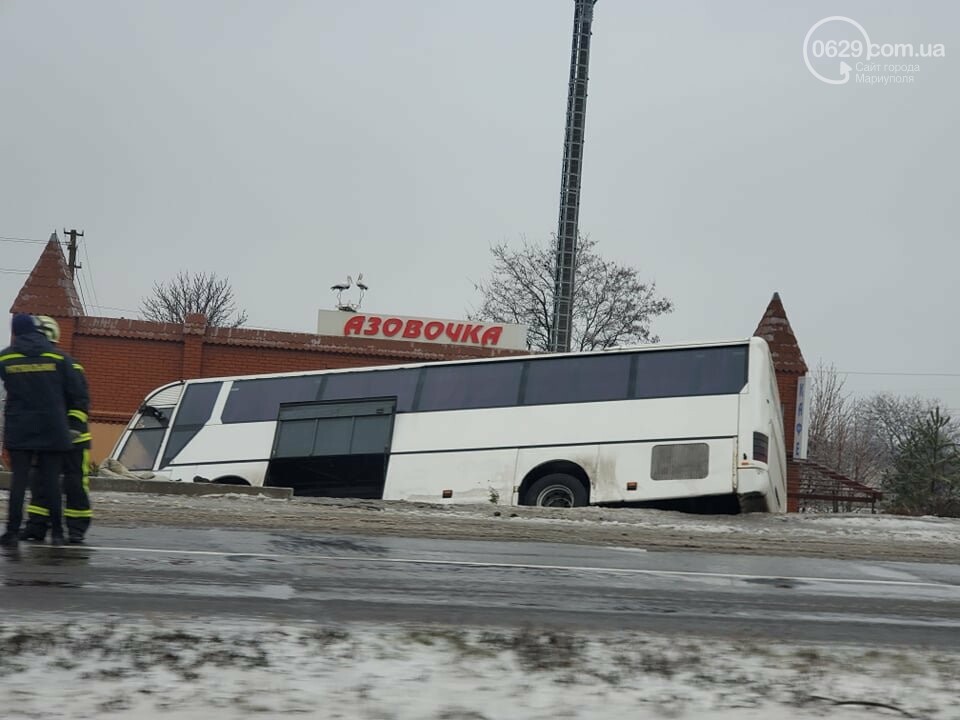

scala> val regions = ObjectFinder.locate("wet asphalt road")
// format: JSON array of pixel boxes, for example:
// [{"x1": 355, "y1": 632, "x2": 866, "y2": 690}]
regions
[{"x1": 1, "y1": 526, "x2": 958, "y2": 647}]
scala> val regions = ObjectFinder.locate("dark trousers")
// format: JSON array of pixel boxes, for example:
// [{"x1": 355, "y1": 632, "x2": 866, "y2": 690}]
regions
[
  {"x1": 7, "y1": 450, "x2": 64, "y2": 537},
  {"x1": 63, "y1": 447, "x2": 92, "y2": 536},
  {"x1": 23, "y1": 447, "x2": 91, "y2": 539}
]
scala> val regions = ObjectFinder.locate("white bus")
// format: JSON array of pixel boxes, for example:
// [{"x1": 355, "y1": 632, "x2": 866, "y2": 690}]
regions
[{"x1": 110, "y1": 337, "x2": 786, "y2": 513}]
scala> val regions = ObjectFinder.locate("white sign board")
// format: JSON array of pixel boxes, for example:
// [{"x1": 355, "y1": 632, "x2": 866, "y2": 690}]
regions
[
  {"x1": 317, "y1": 310, "x2": 529, "y2": 351},
  {"x1": 793, "y1": 375, "x2": 810, "y2": 459}
]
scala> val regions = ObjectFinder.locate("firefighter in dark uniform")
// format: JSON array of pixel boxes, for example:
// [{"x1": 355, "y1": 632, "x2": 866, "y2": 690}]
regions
[
  {"x1": 0, "y1": 313, "x2": 82, "y2": 546},
  {"x1": 20, "y1": 315, "x2": 93, "y2": 544}
]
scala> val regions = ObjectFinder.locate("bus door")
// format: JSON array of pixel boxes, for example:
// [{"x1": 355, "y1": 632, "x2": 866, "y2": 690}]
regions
[{"x1": 265, "y1": 398, "x2": 396, "y2": 498}]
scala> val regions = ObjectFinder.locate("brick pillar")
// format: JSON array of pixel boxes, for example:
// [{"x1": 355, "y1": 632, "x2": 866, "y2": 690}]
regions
[
  {"x1": 181, "y1": 313, "x2": 207, "y2": 378},
  {"x1": 778, "y1": 372, "x2": 801, "y2": 512},
  {"x1": 786, "y1": 460, "x2": 801, "y2": 513},
  {"x1": 56, "y1": 316, "x2": 78, "y2": 356}
]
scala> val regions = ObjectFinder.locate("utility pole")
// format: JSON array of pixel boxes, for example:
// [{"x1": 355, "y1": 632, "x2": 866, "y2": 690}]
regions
[
  {"x1": 63, "y1": 228, "x2": 84, "y2": 280},
  {"x1": 549, "y1": 0, "x2": 598, "y2": 353}
]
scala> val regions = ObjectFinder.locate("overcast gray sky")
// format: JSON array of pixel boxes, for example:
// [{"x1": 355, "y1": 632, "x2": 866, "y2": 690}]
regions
[{"x1": 1, "y1": 0, "x2": 958, "y2": 412}]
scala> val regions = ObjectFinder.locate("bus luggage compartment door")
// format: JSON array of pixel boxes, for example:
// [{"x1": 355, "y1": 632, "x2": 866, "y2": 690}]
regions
[{"x1": 265, "y1": 398, "x2": 396, "y2": 498}]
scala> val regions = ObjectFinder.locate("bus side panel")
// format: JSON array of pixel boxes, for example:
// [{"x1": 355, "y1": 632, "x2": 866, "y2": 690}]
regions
[
  {"x1": 383, "y1": 449, "x2": 519, "y2": 505},
  {"x1": 391, "y1": 396, "x2": 742, "y2": 453},
  {"x1": 163, "y1": 422, "x2": 274, "y2": 468},
  {"x1": 596, "y1": 438, "x2": 737, "y2": 503}
]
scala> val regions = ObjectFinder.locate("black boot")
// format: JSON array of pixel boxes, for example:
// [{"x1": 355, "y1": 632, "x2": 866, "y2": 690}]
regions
[{"x1": 19, "y1": 527, "x2": 46, "y2": 542}]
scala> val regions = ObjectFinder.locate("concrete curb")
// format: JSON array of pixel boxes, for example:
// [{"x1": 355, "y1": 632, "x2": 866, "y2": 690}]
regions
[{"x1": 0, "y1": 470, "x2": 292, "y2": 499}]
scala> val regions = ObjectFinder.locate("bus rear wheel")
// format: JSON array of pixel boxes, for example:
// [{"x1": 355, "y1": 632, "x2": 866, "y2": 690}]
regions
[{"x1": 525, "y1": 474, "x2": 588, "y2": 508}]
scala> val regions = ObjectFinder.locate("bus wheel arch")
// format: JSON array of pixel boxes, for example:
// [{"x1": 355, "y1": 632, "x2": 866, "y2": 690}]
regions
[
  {"x1": 213, "y1": 475, "x2": 251, "y2": 486},
  {"x1": 519, "y1": 461, "x2": 590, "y2": 508}
]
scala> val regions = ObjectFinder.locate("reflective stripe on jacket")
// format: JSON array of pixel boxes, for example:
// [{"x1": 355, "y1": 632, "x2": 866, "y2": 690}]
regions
[{"x1": 0, "y1": 331, "x2": 77, "y2": 451}]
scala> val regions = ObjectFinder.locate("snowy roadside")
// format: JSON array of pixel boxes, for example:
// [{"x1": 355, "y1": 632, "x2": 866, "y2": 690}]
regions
[
  {"x1": 2, "y1": 495, "x2": 958, "y2": 718},
  {"x1": 1, "y1": 617, "x2": 957, "y2": 720},
  {"x1": 52, "y1": 491, "x2": 960, "y2": 563}
]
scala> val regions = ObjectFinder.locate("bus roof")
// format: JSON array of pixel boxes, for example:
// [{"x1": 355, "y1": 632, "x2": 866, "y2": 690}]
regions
[{"x1": 143, "y1": 337, "x2": 764, "y2": 398}]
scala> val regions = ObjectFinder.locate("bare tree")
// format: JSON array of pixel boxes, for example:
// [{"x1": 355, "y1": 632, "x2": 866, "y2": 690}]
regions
[
  {"x1": 141, "y1": 271, "x2": 248, "y2": 327},
  {"x1": 807, "y1": 361, "x2": 851, "y2": 472},
  {"x1": 808, "y1": 364, "x2": 949, "y2": 494},
  {"x1": 864, "y1": 393, "x2": 938, "y2": 458},
  {"x1": 471, "y1": 235, "x2": 673, "y2": 351}
]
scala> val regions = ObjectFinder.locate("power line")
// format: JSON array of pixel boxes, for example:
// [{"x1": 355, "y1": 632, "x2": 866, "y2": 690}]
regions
[
  {"x1": 95, "y1": 305, "x2": 143, "y2": 316},
  {"x1": 837, "y1": 371, "x2": 960, "y2": 378},
  {"x1": 0, "y1": 235, "x2": 45, "y2": 244},
  {"x1": 79, "y1": 269, "x2": 98, "y2": 315},
  {"x1": 75, "y1": 270, "x2": 88, "y2": 313},
  {"x1": 74, "y1": 270, "x2": 90, "y2": 313},
  {"x1": 0, "y1": 268, "x2": 30, "y2": 274},
  {"x1": 74, "y1": 249, "x2": 91, "y2": 314},
  {"x1": 81, "y1": 237, "x2": 100, "y2": 314}
]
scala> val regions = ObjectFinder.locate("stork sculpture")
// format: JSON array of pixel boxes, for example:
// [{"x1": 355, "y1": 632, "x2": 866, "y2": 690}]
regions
[
  {"x1": 330, "y1": 273, "x2": 369, "y2": 311},
  {"x1": 355, "y1": 273, "x2": 369, "y2": 307},
  {"x1": 330, "y1": 275, "x2": 352, "y2": 309}
]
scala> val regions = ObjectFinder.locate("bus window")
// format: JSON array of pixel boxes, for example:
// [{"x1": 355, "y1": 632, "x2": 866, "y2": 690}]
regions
[
  {"x1": 222, "y1": 376, "x2": 324, "y2": 424},
  {"x1": 417, "y1": 361, "x2": 523, "y2": 412},
  {"x1": 160, "y1": 382, "x2": 221, "y2": 467},
  {"x1": 170, "y1": 382, "x2": 221, "y2": 426},
  {"x1": 116, "y1": 408, "x2": 170, "y2": 471},
  {"x1": 523, "y1": 353, "x2": 631, "y2": 406},
  {"x1": 322, "y1": 369, "x2": 419, "y2": 412},
  {"x1": 697, "y1": 346, "x2": 749, "y2": 394},
  {"x1": 634, "y1": 346, "x2": 748, "y2": 399}
]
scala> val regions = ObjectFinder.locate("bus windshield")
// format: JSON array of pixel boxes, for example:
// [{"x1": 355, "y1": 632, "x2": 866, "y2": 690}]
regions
[{"x1": 116, "y1": 405, "x2": 172, "y2": 470}]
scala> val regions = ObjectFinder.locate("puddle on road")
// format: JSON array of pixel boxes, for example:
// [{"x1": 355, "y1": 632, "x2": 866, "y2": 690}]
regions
[
  {"x1": 743, "y1": 577, "x2": 803, "y2": 589},
  {"x1": 269, "y1": 534, "x2": 388, "y2": 556},
  {"x1": 3, "y1": 578, "x2": 82, "y2": 589}
]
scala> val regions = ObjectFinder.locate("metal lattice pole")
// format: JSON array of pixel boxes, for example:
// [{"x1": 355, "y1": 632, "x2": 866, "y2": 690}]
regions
[{"x1": 549, "y1": 0, "x2": 598, "y2": 353}]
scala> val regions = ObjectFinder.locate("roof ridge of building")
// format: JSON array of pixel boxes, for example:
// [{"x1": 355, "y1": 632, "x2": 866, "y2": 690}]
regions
[
  {"x1": 753, "y1": 291, "x2": 808, "y2": 375},
  {"x1": 10, "y1": 232, "x2": 84, "y2": 317}
]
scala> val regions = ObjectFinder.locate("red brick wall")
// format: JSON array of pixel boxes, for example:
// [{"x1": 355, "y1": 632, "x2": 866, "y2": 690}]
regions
[
  {"x1": 199, "y1": 344, "x2": 395, "y2": 378},
  {"x1": 72, "y1": 335, "x2": 185, "y2": 424}
]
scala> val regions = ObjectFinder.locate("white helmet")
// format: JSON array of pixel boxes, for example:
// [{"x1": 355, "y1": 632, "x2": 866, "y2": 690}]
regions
[{"x1": 35, "y1": 315, "x2": 60, "y2": 344}]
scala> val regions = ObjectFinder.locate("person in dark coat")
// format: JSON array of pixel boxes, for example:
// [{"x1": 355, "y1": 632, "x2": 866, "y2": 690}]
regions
[
  {"x1": 0, "y1": 313, "x2": 81, "y2": 546},
  {"x1": 20, "y1": 315, "x2": 93, "y2": 543}
]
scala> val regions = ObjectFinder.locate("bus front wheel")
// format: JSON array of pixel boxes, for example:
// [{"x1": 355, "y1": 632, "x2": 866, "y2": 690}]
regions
[{"x1": 526, "y1": 474, "x2": 588, "y2": 508}]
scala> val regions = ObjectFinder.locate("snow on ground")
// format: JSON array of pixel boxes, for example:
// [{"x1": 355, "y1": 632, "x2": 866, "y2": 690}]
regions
[
  {"x1": 794, "y1": 514, "x2": 960, "y2": 543},
  {"x1": 1, "y1": 617, "x2": 957, "y2": 719},
  {"x1": 82, "y1": 491, "x2": 960, "y2": 558}
]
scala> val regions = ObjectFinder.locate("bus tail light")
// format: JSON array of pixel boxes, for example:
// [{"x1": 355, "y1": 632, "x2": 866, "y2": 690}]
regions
[
  {"x1": 442, "y1": 489, "x2": 453, "y2": 499},
  {"x1": 626, "y1": 482, "x2": 638, "y2": 491}
]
